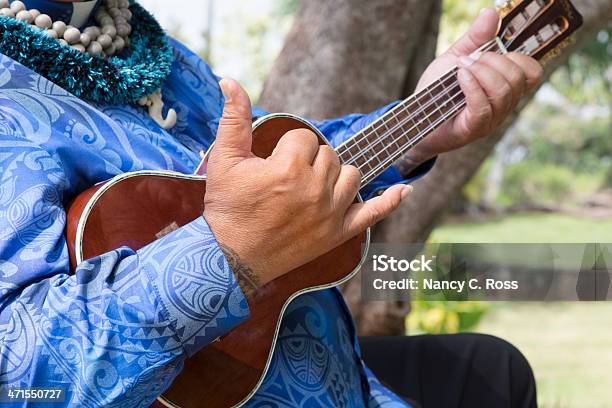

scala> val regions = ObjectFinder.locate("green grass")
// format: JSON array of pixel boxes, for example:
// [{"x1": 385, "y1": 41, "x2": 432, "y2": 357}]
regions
[
  {"x1": 475, "y1": 302, "x2": 612, "y2": 408},
  {"x1": 429, "y1": 213, "x2": 612, "y2": 407},
  {"x1": 431, "y1": 213, "x2": 612, "y2": 243}
]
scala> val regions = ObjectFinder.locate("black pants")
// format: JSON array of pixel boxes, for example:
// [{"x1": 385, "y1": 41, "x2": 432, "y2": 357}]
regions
[{"x1": 359, "y1": 333, "x2": 537, "y2": 408}]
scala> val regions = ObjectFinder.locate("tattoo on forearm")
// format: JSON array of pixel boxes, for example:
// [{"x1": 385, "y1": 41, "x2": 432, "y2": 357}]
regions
[
  {"x1": 220, "y1": 244, "x2": 261, "y2": 299},
  {"x1": 394, "y1": 154, "x2": 423, "y2": 178}
]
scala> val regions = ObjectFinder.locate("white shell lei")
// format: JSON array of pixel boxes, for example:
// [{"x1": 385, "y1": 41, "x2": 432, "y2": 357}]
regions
[
  {"x1": 0, "y1": 0, "x2": 177, "y2": 129},
  {"x1": 138, "y1": 92, "x2": 178, "y2": 130}
]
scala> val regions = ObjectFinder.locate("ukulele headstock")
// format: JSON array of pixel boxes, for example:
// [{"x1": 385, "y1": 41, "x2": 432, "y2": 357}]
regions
[{"x1": 495, "y1": 0, "x2": 583, "y2": 62}]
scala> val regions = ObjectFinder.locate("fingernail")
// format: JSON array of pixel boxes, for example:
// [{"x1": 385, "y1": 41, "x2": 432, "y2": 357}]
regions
[
  {"x1": 459, "y1": 55, "x2": 475, "y2": 67},
  {"x1": 219, "y1": 79, "x2": 232, "y2": 102},
  {"x1": 457, "y1": 68, "x2": 473, "y2": 83},
  {"x1": 401, "y1": 185, "x2": 414, "y2": 201},
  {"x1": 470, "y1": 50, "x2": 483, "y2": 61}
]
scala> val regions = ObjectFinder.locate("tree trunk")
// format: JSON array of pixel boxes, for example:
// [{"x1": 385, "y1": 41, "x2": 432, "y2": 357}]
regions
[
  {"x1": 259, "y1": 0, "x2": 442, "y2": 336},
  {"x1": 259, "y1": 0, "x2": 612, "y2": 335},
  {"x1": 258, "y1": 0, "x2": 442, "y2": 118}
]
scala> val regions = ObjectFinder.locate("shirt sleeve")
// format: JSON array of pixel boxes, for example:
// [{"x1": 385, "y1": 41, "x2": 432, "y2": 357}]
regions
[
  {"x1": 0, "y1": 147, "x2": 250, "y2": 407},
  {"x1": 252, "y1": 103, "x2": 436, "y2": 200}
]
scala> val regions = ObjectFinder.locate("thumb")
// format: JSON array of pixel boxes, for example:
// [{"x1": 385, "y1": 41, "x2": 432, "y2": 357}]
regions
[
  {"x1": 342, "y1": 184, "x2": 410, "y2": 239},
  {"x1": 448, "y1": 8, "x2": 499, "y2": 57},
  {"x1": 212, "y1": 78, "x2": 254, "y2": 165}
]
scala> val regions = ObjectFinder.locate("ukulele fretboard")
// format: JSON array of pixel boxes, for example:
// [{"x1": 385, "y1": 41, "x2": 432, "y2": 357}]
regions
[{"x1": 336, "y1": 38, "x2": 506, "y2": 187}]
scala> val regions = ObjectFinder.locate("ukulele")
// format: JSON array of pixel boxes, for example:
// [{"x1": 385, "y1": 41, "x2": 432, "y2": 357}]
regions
[{"x1": 66, "y1": 0, "x2": 583, "y2": 406}]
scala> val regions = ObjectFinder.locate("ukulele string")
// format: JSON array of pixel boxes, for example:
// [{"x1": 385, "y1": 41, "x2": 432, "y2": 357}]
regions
[
  {"x1": 359, "y1": 43, "x2": 531, "y2": 186},
  {"x1": 358, "y1": 43, "x2": 530, "y2": 185},
  {"x1": 360, "y1": 97, "x2": 466, "y2": 186},
  {"x1": 345, "y1": 42, "x2": 500, "y2": 172},
  {"x1": 336, "y1": 38, "x2": 500, "y2": 162},
  {"x1": 503, "y1": 8, "x2": 544, "y2": 51},
  {"x1": 356, "y1": 82, "x2": 463, "y2": 172},
  {"x1": 342, "y1": 12, "x2": 539, "y2": 169},
  {"x1": 356, "y1": 40, "x2": 530, "y2": 179},
  {"x1": 339, "y1": 40, "x2": 501, "y2": 167},
  {"x1": 358, "y1": 44, "x2": 529, "y2": 186}
]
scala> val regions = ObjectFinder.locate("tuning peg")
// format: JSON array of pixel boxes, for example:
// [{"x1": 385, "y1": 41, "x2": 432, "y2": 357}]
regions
[{"x1": 495, "y1": 0, "x2": 510, "y2": 9}]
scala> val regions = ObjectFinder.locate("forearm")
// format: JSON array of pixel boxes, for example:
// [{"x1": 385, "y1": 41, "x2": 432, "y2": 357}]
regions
[
  {"x1": 0, "y1": 217, "x2": 249, "y2": 407},
  {"x1": 394, "y1": 149, "x2": 432, "y2": 179},
  {"x1": 219, "y1": 243, "x2": 261, "y2": 300}
]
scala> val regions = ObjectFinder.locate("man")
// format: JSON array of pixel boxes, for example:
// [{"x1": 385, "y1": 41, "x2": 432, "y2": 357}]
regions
[{"x1": 0, "y1": 0, "x2": 542, "y2": 406}]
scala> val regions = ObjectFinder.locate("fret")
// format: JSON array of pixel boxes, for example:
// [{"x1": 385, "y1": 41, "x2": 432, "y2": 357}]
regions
[
  {"x1": 381, "y1": 120, "x2": 391, "y2": 132},
  {"x1": 425, "y1": 87, "x2": 438, "y2": 126},
  {"x1": 386, "y1": 112, "x2": 404, "y2": 151},
  {"x1": 338, "y1": 142, "x2": 360, "y2": 164},
  {"x1": 358, "y1": 129, "x2": 375, "y2": 149},
  {"x1": 337, "y1": 137, "x2": 355, "y2": 156},
  {"x1": 426, "y1": 86, "x2": 440, "y2": 123},
  {"x1": 361, "y1": 144, "x2": 387, "y2": 171},
  {"x1": 367, "y1": 150, "x2": 384, "y2": 169},
  {"x1": 386, "y1": 109, "x2": 401, "y2": 128},
  {"x1": 414, "y1": 97, "x2": 432, "y2": 129},
  {"x1": 355, "y1": 153, "x2": 375, "y2": 175},
  {"x1": 440, "y1": 71, "x2": 457, "y2": 94},
  {"x1": 403, "y1": 108, "x2": 420, "y2": 141},
  {"x1": 409, "y1": 102, "x2": 428, "y2": 135}
]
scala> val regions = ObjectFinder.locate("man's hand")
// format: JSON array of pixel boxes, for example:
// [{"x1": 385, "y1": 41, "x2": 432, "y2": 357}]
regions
[
  {"x1": 204, "y1": 79, "x2": 412, "y2": 288},
  {"x1": 398, "y1": 8, "x2": 543, "y2": 173}
]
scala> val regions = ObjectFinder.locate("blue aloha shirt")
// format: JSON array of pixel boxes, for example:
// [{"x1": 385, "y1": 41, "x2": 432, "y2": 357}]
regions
[{"x1": 0, "y1": 36, "x2": 433, "y2": 407}]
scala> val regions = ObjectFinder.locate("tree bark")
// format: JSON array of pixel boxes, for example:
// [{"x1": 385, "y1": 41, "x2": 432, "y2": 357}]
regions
[
  {"x1": 258, "y1": 0, "x2": 442, "y2": 118},
  {"x1": 259, "y1": 0, "x2": 442, "y2": 336},
  {"x1": 259, "y1": 0, "x2": 612, "y2": 335}
]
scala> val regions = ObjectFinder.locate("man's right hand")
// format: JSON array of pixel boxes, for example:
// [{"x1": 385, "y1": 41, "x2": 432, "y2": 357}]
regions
[{"x1": 203, "y1": 79, "x2": 411, "y2": 287}]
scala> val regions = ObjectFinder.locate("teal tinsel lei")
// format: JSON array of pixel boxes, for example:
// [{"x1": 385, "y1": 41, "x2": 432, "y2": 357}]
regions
[{"x1": 0, "y1": 2, "x2": 173, "y2": 105}]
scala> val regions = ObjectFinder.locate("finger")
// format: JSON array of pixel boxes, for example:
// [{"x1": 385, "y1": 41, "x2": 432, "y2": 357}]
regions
[
  {"x1": 313, "y1": 145, "x2": 341, "y2": 187},
  {"x1": 333, "y1": 165, "x2": 361, "y2": 210},
  {"x1": 479, "y1": 52, "x2": 526, "y2": 107},
  {"x1": 271, "y1": 128, "x2": 320, "y2": 165},
  {"x1": 461, "y1": 57, "x2": 513, "y2": 125},
  {"x1": 505, "y1": 52, "x2": 544, "y2": 91},
  {"x1": 454, "y1": 68, "x2": 493, "y2": 138},
  {"x1": 447, "y1": 8, "x2": 499, "y2": 57},
  {"x1": 342, "y1": 185, "x2": 411, "y2": 238},
  {"x1": 214, "y1": 79, "x2": 254, "y2": 164}
]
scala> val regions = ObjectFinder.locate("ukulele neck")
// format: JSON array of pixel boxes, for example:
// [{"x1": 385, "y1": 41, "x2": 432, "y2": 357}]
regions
[{"x1": 335, "y1": 39, "x2": 506, "y2": 188}]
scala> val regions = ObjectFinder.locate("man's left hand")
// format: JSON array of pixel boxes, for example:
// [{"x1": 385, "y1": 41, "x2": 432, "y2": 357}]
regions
[{"x1": 403, "y1": 8, "x2": 543, "y2": 167}]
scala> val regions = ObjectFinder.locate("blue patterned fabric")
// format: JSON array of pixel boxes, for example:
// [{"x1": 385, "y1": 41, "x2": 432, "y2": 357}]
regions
[{"x1": 0, "y1": 35, "x2": 417, "y2": 407}]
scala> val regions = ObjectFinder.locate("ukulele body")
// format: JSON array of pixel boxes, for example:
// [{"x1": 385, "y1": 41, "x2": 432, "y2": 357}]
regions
[{"x1": 66, "y1": 114, "x2": 369, "y2": 408}]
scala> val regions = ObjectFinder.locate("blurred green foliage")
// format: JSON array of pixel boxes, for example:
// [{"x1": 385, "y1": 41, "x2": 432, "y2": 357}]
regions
[
  {"x1": 407, "y1": 245, "x2": 490, "y2": 334},
  {"x1": 464, "y1": 32, "x2": 611, "y2": 210},
  {"x1": 500, "y1": 163, "x2": 574, "y2": 207},
  {"x1": 407, "y1": 300, "x2": 489, "y2": 334},
  {"x1": 278, "y1": 0, "x2": 299, "y2": 16}
]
